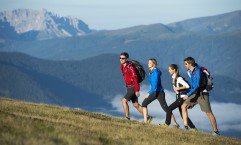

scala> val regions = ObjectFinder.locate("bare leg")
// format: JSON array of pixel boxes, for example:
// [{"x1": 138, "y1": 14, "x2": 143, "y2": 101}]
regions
[
  {"x1": 206, "y1": 112, "x2": 218, "y2": 132},
  {"x1": 122, "y1": 98, "x2": 129, "y2": 118},
  {"x1": 133, "y1": 102, "x2": 143, "y2": 115},
  {"x1": 171, "y1": 114, "x2": 178, "y2": 125},
  {"x1": 182, "y1": 103, "x2": 188, "y2": 126},
  {"x1": 143, "y1": 107, "x2": 148, "y2": 123}
]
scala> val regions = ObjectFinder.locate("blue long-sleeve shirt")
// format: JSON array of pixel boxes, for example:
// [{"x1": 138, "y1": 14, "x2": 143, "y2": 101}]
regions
[
  {"x1": 186, "y1": 66, "x2": 201, "y2": 97},
  {"x1": 148, "y1": 68, "x2": 164, "y2": 95}
]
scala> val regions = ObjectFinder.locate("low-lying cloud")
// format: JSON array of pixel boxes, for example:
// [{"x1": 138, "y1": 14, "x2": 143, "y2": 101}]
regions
[{"x1": 111, "y1": 85, "x2": 241, "y2": 135}]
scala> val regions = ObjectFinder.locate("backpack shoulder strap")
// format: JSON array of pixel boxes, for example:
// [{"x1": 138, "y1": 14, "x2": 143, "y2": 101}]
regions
[
  {"x1": 193, "y1": 67, "x2": 200, "y2": 77},
  {"x1": 126, "y1": 62, "x2": 134, "y2": 76},
  {"x1": 177, "y1": 76, "x2": 187, "y2": 87},
  {"x1": 201, "y1": 67, "x2": 210, "y2": 76},
  {"x1": 176, "y1": 76, "x2": 181, "y2": 87}
]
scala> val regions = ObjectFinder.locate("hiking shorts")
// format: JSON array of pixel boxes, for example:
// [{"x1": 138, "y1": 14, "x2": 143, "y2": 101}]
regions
[
  {"x1": 124, "y1": 87, "x2": 138, "y2": 103},
  {"x1": 184, "y1": 93, "x2": 212, "y2": 113}
]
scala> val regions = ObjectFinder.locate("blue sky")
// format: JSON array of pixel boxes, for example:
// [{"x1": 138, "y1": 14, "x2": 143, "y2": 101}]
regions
[{"x1": 1, "y1": 0, "x2": 241, "y2": 29}]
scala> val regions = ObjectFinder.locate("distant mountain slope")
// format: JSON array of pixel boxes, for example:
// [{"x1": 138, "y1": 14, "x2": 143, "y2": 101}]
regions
[
  {"x1": 168, "y1": 10, "x2": 241, "y2": 34},
  {"x1": 0, "y1": 9, "x2": 92, "y2": 40},
  {"x1": 1, "y1": 29, "x2": 240, "y2": 82},
  {"x1": 0, "y1": 52, "x2": 240, "y2": 105},
  {"x1": 0, "y1": 52, "x2": 124, "y2": 110}
]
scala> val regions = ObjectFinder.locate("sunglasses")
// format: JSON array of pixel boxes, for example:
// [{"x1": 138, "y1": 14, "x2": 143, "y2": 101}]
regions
[{"x1": 120, "y1": 57, "x2": 126, "y2": 60}]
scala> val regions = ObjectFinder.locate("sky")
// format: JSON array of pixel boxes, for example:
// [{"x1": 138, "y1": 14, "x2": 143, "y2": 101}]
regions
[
  {"x1": 1, "y1": 0, "x2": 241, "y2": 30},
  {"x1": 111, "y1": 85, "x2": 241, "y2": 138}
]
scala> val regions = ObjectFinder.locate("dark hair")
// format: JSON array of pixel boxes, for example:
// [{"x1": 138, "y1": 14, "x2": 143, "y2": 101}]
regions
[
  {"x1": 169, "y1": 64, "x2": 180, "y2": 86},
  {"x1": 120, "y1": 52, "x2": 129, "y2": 59},
  {"x1": 184, "y1": 57, "x2": 195, "y2": 67}
]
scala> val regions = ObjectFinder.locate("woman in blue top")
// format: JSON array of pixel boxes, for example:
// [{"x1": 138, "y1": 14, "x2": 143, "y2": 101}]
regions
[{"x1": 142, "y1": 58, "x2": 172, "y2": 125}]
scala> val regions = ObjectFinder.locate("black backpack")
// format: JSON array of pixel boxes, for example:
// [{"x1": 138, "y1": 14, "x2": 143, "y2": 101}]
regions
[
  {"x1": 127, "y1": 60, "x2": 146, "y2": 83},
  {"x1": 176, "y1": 76, "x2": 190, "y2": 95},
  {"x1": 194, "y1": 67, "x2": 213, "y2": 91}
]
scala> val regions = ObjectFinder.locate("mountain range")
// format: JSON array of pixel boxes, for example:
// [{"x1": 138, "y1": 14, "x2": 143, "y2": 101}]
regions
[
  {"x1": 1, "y1": 10, "x2": 241, "y2": 81},
  {"x1": 0, "y1": 9, "x2": 92, "y2": 40},
  {"x1": 0, "y1": 52, "x2": 125, "y2": 112},
  {"x1": 168, "y1": 10, "x2": 241, "y2": 34},
  {"x1": 0, "y1": 9, "x2": 241, "y2": 106},
  {"x1": 0, "y1": 52, "x2": 240, "y2": 106}
]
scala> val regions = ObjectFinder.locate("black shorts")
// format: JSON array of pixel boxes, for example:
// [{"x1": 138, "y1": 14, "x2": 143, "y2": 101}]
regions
[{"x1": 124, "y1": 87, "x2": 138, "y2": 103}]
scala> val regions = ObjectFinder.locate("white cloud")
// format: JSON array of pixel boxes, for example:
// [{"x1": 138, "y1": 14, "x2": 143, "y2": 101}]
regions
[{"x1": 111, "y1": 85, "x2": 241, "y2": 133}]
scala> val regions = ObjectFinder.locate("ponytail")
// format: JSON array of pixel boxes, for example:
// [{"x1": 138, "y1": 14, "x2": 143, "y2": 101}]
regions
[{"x1": 169, "y1": 64, "x2": 180, "y2": 86}]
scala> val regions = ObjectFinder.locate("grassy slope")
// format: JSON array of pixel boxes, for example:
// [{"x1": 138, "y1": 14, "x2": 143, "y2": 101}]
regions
[{"x1": 0, "y1": 98, "x2": 240, "y2": 145}]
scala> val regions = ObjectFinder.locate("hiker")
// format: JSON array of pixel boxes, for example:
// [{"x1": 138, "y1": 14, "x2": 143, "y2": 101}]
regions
[
  {"x1": 120, "y1": 52, "x2": 152, "y2": 121},
  {"x1": 168, "y1": 64, "x2": 197, "y2": 130},
  {"x1": 181, "y1": 57, "x2": 219, "y2": 135},
  {"x1": 142, "y1": 58, "x2": 172, "y2": 125}
]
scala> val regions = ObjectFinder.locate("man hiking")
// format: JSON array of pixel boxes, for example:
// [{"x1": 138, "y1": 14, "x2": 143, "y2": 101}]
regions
[
  {"x1": 120, "y1": 52, "x2": 152, "y2": 122},
  {"x1": 181, "y1": 57, "x2": 219, "y2": 135}
]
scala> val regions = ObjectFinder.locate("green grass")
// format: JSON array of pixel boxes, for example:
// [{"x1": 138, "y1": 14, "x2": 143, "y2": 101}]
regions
[{"x1": 0, "y1": 97, "x2": 240, "y2": 145}]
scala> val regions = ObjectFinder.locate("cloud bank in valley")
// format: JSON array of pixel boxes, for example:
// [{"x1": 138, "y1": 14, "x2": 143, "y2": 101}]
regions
[{"x1": 111, "y1": 85, "x2": 241, "y2": 134}]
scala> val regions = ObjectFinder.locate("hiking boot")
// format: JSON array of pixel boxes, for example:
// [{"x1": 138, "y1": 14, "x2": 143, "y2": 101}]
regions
[
  {"x1": 212, "y1": 131, "x2": 220, "y2": 136},
  {"x1": 172, "y1": 124, "x2": 180, "y2": 128},
  {"x1": 147, "y1": 116, "x2": 153, "y2": 124},
  {"x1": 158, "y1": 123, "x2": 168, "y2": 127},
  {"x1": 190, "y1": 128, "x2": 198, "y2": 132}
]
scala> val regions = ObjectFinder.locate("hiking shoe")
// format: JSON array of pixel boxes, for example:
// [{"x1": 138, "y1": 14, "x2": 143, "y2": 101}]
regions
[
  {"x1": 184, "y1": 125, "x2": 189, "y2": 130},
  {"x1": 158, "y1": 123, "x2": 168, "y2": 127},
  {"x1": 172, "y1": 124, "x2": 180, "y2": 128},
  {"x1": 190, "y1": 128, "x2": 198, "y2": 132},
  {"x1": 147, "y1": 116, "x2": 153, "y2": 124},
  {"x1": 212, "y1": 131, "x2": 220, "y2": 136},
  {"x1": 125, "y1": 116, "x2": 130, "y2": 120}
]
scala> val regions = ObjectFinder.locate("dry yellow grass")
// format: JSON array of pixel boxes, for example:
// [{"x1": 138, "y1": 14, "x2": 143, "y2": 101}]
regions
[{"x1": 0, "y1": 97, "x2": 240, "y2": 145}]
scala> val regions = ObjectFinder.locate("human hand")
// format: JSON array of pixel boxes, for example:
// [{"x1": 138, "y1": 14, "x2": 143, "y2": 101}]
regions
[
  {"x1": 135, "y1": 91, "x2": 140, "y2": 97},
  {"x1": 183, "y1": 95, "x2": 188, "y2": 100},
  {"x1": 145, "y1": 94, "x2": 149, "y2": 98},
  {"x1": 173, "y1": 87, "x2": 179, "y2": 92}
]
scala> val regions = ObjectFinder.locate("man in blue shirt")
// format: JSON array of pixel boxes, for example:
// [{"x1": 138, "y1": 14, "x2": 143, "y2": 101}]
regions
[{"x1": 181, "y1": 57, "x2": 219, "y2": 136}]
